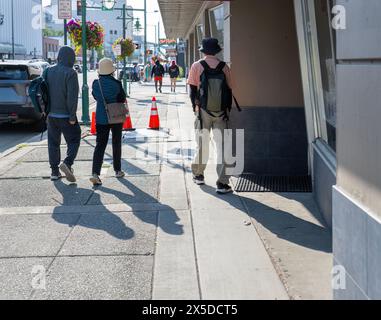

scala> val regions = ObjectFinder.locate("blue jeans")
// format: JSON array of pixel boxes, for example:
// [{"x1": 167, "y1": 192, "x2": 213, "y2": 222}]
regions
[{"x1": 47, "y1": 117, "x2": 81, "y2": 173}]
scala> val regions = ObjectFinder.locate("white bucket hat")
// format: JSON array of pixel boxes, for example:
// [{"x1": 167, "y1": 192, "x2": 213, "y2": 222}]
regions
[{"x1": 98, "y1": 58, "x2": 116, "y2": 75}]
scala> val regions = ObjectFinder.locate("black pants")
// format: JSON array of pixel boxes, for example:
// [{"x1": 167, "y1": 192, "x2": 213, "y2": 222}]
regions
[
  {"x1": 92, "y1": 123, "x2": 123, "y2": 175},
  {"x1": 48, "y1": 117, "x2": 81, "y2": 173}
]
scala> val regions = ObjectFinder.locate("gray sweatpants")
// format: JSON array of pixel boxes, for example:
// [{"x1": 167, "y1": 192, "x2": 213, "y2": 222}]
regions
[{"x1": 191, "y1": 109, "x2": 230, "y2": 185}]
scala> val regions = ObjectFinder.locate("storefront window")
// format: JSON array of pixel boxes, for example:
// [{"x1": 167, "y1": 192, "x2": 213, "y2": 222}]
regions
[
  {"x1": 209, "y1": 4, "x2": 224, "y2": 54},
  {"x1": 196, "y1": 24, "x2": 204, "y2": 48},
  {"x1": 314, "y1": 0, "x2": 337, "y2": 151}
]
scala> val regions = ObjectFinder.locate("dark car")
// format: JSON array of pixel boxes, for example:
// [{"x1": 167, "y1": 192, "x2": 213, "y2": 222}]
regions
[
  {"x1": 0, "y1": 61, "x2": 45, "y2": 131},
  {"x1": 118, "y1": 66, "x2": 135, "y2": 82}
]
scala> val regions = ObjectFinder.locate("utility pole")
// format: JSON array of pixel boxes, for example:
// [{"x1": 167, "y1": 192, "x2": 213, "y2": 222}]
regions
[
  {"x1": 144, "y1": 0, "x2": 147, "y2": 64},
  {"x1": 81, "y1": 0, "x2": 90, "y2": 124},
  {"x1": 11, "y1": 0, "x2": 15, "y2": 59},
  {"x1": 158, "y1": 22, "x2": 160, "y2": 55},
  {"x1": 122, "y1": 3, "x2": 128, "y2": 96}
]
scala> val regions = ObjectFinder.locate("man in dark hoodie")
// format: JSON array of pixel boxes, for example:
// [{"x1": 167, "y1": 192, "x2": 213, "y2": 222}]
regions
[{"x1": 46, "y1": 46, "x2": 81, "y2": 183}]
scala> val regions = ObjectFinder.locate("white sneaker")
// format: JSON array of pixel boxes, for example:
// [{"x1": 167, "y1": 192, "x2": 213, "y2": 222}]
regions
[
  {"x1": 115, "y1": 171, "x2": 126, "y2": 179},
  {"x1": 90, "y1": 174, "x2": 102, "y2": 186}
]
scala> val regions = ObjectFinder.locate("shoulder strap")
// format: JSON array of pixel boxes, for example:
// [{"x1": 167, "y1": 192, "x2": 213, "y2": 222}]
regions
[
  {"x1": 233, "y1": 95, "x2": 242, "y2": 112},
  {"x1": 216, "y1": 61, "x2": 226, "y2": 72},
  {"x1": 200, "y1": 60, "x2": 210, "y2": 71},
  {"x1": 97, "y1": 78, "x2": 108, "y2": 106}
]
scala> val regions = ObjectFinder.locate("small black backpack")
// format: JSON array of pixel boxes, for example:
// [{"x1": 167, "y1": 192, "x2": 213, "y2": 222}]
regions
[
  {"x1": 198, "y1": 60, "x2": 237, "y2": 116},
  {"x1": 29, "y1": 69, "x2": 50, "y2": 116}
]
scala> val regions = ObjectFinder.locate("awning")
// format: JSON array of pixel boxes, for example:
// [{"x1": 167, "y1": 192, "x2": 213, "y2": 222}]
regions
[{"x1": 158, "y1": 0, "x2": 204, "y2": 39}]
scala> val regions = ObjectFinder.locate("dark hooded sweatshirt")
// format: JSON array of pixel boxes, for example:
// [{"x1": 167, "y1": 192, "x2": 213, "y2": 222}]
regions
[{"x1": 46, "y1": 46, "x2": 79, "y2": 122}]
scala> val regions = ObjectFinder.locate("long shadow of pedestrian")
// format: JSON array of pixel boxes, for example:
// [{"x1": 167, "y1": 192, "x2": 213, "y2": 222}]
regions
[
  {"x1": 198, "y1": 184, "x2": 332, "y2": 253},
  {"x1": 52, "y1": 180, "x2": 134, "y2": 240},
  {"x1": 93, "y1": 176, "x2": 184, "y2": 236}
]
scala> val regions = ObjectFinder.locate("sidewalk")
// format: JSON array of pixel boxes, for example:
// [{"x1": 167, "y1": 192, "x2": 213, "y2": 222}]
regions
[{"x1": 0, "y1": 78, "x2": 332, "y2": 300}]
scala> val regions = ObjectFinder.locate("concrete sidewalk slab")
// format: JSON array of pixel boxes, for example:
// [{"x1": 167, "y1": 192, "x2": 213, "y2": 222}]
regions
[
  {"x1": 32, "y1": 255, "x2": 153, "y2": 300},
  {"x1": 0, "y1": 258, "x2": 53, "y2": 300},
  {"x1": 58, "y1": 211, "x2": 157, "y2": 256},
  {"x1": 0, "y1": 214, "x2": 79, "y2": 257},
  {"x1": 153, "y1": 210, "x2": 200, "y2": 300},
  {"x1": 0, "y1": 180, "x2": 94, "y2": 208},
  {"x1": 241, "y1": 192, "x2": 333, "y2": 300},
  {"x1": 192, "y1": 207, "x2": 288, "y2": 300}
]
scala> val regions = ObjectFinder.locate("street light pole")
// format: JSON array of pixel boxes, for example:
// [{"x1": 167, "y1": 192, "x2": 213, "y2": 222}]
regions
[
  {"x1": 11, "y1": 0, "x2": 15, "y2": 59},
  {"x1": 64, "y1": 19, "x2": 68, "y2": 46},
  {"x1": 81, "y1": 0, "x2": 90, "y2": 124},
  {"x1": 122, "y1": 3, "x2": 128, "y2": 96},
  {"x1": 144, "y1": 0, "x2": 147, "y2": 64}
]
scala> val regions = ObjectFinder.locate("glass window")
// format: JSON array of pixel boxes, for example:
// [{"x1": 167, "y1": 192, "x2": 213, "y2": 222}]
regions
[
  {"x1": 209, "y1": 5, "x2": 224, "y2": 50},
  {"x1": 314, "y1": 0, "x2": 337, "y2": 151},
  {"x1": 196, "y1": 24, "x2": 204, "y2": 48}
]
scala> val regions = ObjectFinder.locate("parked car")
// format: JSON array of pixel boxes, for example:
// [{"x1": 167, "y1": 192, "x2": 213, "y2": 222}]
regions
[
  {"x1": 0, "y1": 60, "x2": 45, "y2": 131},
  {"x1": 74, "y1": 64, "x2": 83, "y2": 73},
  {"x1": 118, "y1": 66, "x2": 135, "y2": 82}
]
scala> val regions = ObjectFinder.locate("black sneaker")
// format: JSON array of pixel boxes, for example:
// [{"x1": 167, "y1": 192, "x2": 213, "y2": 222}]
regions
[
  {"x1": 216, "y1": 182, "x2": 233, "y2": 194},
  {"x1": 51, "y1": 172, "x2": 62, "y2": 181},
  {"x1": 193, "y1": 175, "x2": 205, "y2": 185}
]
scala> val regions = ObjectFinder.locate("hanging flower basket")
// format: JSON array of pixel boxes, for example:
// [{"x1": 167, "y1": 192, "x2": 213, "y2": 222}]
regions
[
  {"x1": 66, "y1": 19, "x2": 104, "y2": 53},
  {"x1": 112, "y1": 37, "x2": 135, "y2": 61}
]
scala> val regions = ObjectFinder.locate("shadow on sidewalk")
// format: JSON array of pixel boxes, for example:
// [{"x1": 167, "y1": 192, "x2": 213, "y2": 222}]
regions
[
  {"x1": 96, "y1": 177, "x2": 184, "y2": 236},
  {"x1": 52, "y1": 180, "x2": 134, "y2": 240},
  {"x1": 198, "y1": 184, "x2": 332, "y2": 253},
  {"x1": 51, "y1": 175, "x2": 183, "y2": 239}
]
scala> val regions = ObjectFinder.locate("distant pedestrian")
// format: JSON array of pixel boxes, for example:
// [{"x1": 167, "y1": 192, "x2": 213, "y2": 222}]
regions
[
  {"x1": 151, "y1": 60, "x2": 165, "y2": 93},
  {"x1": 188, "y1": 38, "x2": 235, "y2": 194},
  {"x1": 46, "y1": 46, "x2": 81, "y2": 183},
  {"x1": 90, "y1": 58, "x2": 127, "y2": 186},
  {"x1": 169, "y1": 61, "x2": 180, "y2": 93}
]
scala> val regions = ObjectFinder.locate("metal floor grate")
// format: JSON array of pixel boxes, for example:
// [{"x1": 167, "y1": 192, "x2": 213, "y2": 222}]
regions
[{"x1": 235, "y1": 174, "x2": 312, "y2": 193}]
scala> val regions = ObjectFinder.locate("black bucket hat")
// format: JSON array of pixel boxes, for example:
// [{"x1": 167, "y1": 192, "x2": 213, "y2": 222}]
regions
[{"x1": 199, "y1": 38, "x2": 222, "y2": 55}]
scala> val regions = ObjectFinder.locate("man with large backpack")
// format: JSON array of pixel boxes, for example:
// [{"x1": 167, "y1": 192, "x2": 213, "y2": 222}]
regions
[
  {"x1": 151, "y1": 60, "x2": 165, "y2": 93},
  {"x1": 188, "y1": 38, "x2": 238, "y2": 194},
  {"x1": 45, "y1": 46, "x2": 81, "y2": 182}
]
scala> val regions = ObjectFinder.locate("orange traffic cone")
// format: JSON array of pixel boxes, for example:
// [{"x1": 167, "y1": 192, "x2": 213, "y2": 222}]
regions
[
  {"x1": 148, "y1": 97, "x2": 160, "y2": 130},
  {"x1": 123, "y1": 101, "x2": 136, "y2": 131},
  {"x1": 90, "y1": 112, "x2": 96, "y2": 135}
]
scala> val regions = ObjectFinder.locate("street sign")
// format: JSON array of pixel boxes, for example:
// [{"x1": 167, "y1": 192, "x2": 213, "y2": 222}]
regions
[
  {"x1": 159, "y1": 39, "x2": 177, "y2": 45},
  {"x1": 58, "y1": 0, "x2": 72, "y2": 20},
  {"x1": 113, "y1": 44, "x2": 122, "y2": 56}
]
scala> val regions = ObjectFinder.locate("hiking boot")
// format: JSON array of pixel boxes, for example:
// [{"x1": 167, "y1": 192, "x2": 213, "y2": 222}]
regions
[
  {"x1": 115, "y1": 171, "x2": 126, "y2": 179},
  {"x1": 193, "y1": 175, "x2": 205, "y2": 186},
  {"x1": 59, "y1": 163, "x2": 76, "y2": 183},
  {"x1": 90, "y1": 174, "x2": 102, "y2": 186},
  {"x1": 216, "y1": 182, "x2": 233, "y2": 194},
  {"x1": 51, "y1": 171, "x2": 62, "y2": 181}
]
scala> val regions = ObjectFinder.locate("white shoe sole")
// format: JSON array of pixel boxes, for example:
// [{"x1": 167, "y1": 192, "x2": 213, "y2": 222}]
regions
[
  {"x1": 193, "y1": 179, "x2": 205, "y2": 186},
  {"x1": 216, "y1": 188, "x2": 233, "y2": 194}
]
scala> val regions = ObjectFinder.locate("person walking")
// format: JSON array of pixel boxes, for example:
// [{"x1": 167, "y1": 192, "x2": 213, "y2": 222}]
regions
[
  {"x1": 46, "y1": 46, "x2": 81, "y2": 183},
  {"x1": 90, "y1": 58, "x2": 127, "y2": 186},
  {"x1": 188, "y1": 38, "x2": 234, "y2": 194},
  {"x1": 151, "y1": 60, "x2": 165, "y2": 93},
  {"x1": 169, "y1": 61, "x2": 180, "y2": 93}
]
